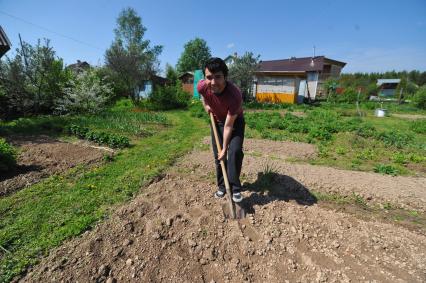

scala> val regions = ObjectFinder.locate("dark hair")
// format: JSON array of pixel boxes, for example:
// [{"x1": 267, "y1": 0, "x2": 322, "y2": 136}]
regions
[{"x1": 204, "y1": 57, "x2": 228, "y2": 78}]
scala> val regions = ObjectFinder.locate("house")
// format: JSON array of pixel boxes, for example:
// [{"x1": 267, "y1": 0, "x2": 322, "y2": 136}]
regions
[
  {"x1": 66, "y1": 60, "x2": 91, "y2": 73},
  {"x1": 224, "y1": 53, "x2": 238, "y2": 66},
  {"x1": 254, "y1": 56, "x2": 346, "y2": 104},
  {"x1": 377, "y1": 79, "x2": 401, "y2": 97},
  {"x1": 136, "y1": 75, "x2": 168, "y2": 98},
  {"x1": 178, "y1": 72, "x2": 194, "y2": 96},
  {"x1": 0, "y1": 26, "x2": 11, "y2": 58},
  {"x1": 178, "y1": 70, "x2": 204, "y2": 99}
]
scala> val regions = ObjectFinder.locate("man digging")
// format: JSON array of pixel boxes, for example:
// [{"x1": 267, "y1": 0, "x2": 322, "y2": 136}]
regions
[{"x1": 197, "y1": 57, "x2": 245, "y2": 203}]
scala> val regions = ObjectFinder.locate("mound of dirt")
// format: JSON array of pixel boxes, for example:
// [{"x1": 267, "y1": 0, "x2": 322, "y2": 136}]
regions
[
  {"x1": 1, "y1": 135, "x2": 107, "y2": 197},
  {"x1": 19, "y1": 139, "x2": 426, "y2": 283}
]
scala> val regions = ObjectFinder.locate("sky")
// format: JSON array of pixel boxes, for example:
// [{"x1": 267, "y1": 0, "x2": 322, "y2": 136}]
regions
[{"x1": 1, "y1": 0, "x2": 425, "y2": 74}]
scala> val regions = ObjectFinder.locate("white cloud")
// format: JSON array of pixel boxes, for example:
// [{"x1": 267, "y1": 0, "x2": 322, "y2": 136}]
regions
[{"x1": 226, "y1": 43, "x2": 235, "y2": 49}]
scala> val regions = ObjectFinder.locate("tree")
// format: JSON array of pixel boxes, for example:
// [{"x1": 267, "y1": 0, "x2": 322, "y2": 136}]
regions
[
  {"x1": 0, "y1": 38, "x2": 69, "y2": 118},
  {"x1": 412, "y1": 86, "x2": 426, "y2": 109},
  {"x1": 165, "y1": 63, "x2": 178, "y2": 82},
  {"x1": 228, "y1": 52, "x2": 260, "y2": 101},
  {"x1": 176, "y1": 38, "x2": 211, "y2": 74},
  {"x1": 55, "y1": 69, "x2": 112, "y2": 114},
  {"x1": 105, "y1": 7, "x2": 162, "y2": 103}
]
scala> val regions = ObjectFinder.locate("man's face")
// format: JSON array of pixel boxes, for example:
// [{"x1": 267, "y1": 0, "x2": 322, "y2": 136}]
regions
[{"x1": 204, "y1": 68, "x2": 226, "y2": 94}]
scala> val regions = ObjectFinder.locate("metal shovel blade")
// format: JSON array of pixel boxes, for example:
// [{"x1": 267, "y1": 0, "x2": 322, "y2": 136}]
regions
[{"x1": 221, "y1": 202, "x2": 246, "y2": 219}]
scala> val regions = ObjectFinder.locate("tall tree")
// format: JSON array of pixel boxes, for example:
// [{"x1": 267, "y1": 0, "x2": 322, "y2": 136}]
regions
[
  {"x1": 228, "y1": 52, "x2": 260, "y2": 101},
  {"x1": 165, "y1": 63, "x2": 178, "y2": 83},
  {"x1": 105, "y1": 7, "x2": 162, "y2": 103},
  {"x1": 0, "y1": 38, "x2": 68, "y2": 117},
  {"x1": 176, "y1": 38, "x2": 211, "y2": 74}
]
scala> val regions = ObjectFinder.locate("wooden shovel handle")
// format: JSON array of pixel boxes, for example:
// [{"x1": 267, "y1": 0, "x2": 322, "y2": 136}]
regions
[{"x1": 209, "y1": 112, "x2": 236, "y2": 219}]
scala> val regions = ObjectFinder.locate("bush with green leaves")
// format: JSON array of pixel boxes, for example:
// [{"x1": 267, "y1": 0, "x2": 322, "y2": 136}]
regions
[
  {"x1": 0, "y1": 138, "x2": 17, "y2": 172},
  {"x1": 55, "y1": 69, "x2": 112, "y2": 114},
  {"x1": 147, "y1": 81, "x2": 191, "y2": 110},
  {"x1": 339, "y1": 87, "x2": 359, "y2": 103},
  {"x1": 412, "y1": 86, "x2": 426, "y2": 109},
  {"x1": 66, "y1": 124, "x2": 129, "y2": 148}
]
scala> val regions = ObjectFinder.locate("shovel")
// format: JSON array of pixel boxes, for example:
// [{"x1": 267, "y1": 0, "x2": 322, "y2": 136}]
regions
[{"x1": 209, "y1": 112, "x2": 245, "y2": 219}]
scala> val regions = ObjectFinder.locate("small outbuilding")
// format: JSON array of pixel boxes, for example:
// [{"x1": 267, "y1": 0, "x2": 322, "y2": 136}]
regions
[
  {"x1": 377, "y1": 79, "x2": 401, "y2": 97},
  {"x1": 254, "y1": 56, "x2": 346, "y2": 104}
]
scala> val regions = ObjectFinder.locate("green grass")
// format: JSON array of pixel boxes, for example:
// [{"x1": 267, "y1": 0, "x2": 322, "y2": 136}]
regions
[
  {"x1": 0, "y1": 99, "x2": 169, "y2": 139},
  {"x1": 0, "y1": 110, "x2": 208, "y2": 283},
  {"x1": 244, "y1": 104, "x2": 426, "y2": 176}
]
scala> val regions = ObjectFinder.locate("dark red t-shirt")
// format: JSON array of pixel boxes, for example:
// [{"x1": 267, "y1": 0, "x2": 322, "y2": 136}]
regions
[{"x1": 197, "y1": 80, "x2": 243, "y2": 123}]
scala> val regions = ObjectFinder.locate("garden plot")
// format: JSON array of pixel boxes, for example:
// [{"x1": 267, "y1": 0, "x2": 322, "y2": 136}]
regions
[
  {"x1": 20, "y1": 138, "x2": 426, "y2": 283},
  {"x1": 0, "y1": 135, "x2": 107, "y2": 197}
]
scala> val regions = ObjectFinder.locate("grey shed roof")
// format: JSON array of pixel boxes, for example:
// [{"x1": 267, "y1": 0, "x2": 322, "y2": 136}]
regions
[
  {"x1": 377, "y1": 79, "x2": 401, "y2": 86},
  {"x1": 0, "y1": 26, "x2": 11, "y2": 58}
]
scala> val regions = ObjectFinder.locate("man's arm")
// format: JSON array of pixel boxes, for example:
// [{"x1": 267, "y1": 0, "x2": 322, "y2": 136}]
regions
[
  {"x1": 201, "y1": 96, "x2": 211, "y2": 113},
  {"x1": 217, "y1": 113, "x2": 238, "y2": 160}
]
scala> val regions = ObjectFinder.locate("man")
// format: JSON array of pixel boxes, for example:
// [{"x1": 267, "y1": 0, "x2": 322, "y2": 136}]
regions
[{"x1": 197, "y1": 57, "x2": 245, "y2": 202}]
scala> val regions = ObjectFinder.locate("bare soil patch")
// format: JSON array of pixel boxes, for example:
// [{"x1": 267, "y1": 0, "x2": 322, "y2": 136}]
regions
[
  {"x1": 0, "y1": 135, "x2": 107, "y2": 197},
  {"x1": 19, "y1": 138, "x2": 426, "y2": 283}
]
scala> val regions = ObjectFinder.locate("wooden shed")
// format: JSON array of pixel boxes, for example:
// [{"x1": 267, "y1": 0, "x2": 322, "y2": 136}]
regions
[{"x1": 178, "y1": 72, "x2": 194, "y2": 96}]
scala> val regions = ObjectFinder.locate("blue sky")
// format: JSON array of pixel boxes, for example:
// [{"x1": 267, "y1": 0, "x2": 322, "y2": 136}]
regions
[{"x1": 1, "y1": 0, "x2": 425, "y2": 73}]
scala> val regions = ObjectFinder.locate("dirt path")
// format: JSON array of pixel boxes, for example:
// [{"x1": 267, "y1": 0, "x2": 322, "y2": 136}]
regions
[
  {"x1": 19, "y1": 138, "x2": 426, "y2": 283},
  {"x1": 391, "y1": 114, "x2": 426, "y2": 120},
  {"x1": 0, "y1": 135, "x2": 108, "y2": 197}
]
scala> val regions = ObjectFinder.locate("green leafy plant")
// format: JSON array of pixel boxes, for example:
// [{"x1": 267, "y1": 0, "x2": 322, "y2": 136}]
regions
[
  {"x1": 412, "y1": 86, "x2": 426, "y2": 109},
  {"x1": 0, "y1": 138, "x2": 17, "y2": 172},
  {"x1": 374, "y1": 164, "x2": 398, "y2": 175},
  {"x1": 391, "y1": 152, "x2": 407, "y2": 164},
  {"x1": 66, "y1": 124, "x2": 130, "y2": 148},
  {"x1": 377, "y1": 131, "x2": 413, "y2": 148},
  {"x1": 410, "y1": 119, "x2": 426, "y2": 134}
]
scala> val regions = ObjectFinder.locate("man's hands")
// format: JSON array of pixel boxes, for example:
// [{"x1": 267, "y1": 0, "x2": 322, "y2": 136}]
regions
[
  {"x1": 204, "y1": 104, "x2": 212, "y2": 114},
  {"x1": 217, "y1": 113, "x2": 238, "y2": 161},
  {"x1": 218, "y1": 148, "x2": 226, "y2": 161}
]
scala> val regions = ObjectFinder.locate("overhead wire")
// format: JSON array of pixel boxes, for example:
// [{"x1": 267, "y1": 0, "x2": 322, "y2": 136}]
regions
[{"x1": 0, "y1": 10, "x2": 103, "y2": 51}]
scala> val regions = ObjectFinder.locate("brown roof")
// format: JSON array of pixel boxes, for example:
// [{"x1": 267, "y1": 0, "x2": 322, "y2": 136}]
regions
[
  {"x1": 0, "y1": 26, "x2": 11, "y2": 58},
  {"x1": 257, "y1": 56, "x2": 346, "y2": 73}
]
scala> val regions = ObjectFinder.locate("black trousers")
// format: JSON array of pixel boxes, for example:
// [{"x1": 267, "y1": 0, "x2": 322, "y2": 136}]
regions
[{"x1": 210, "y1": 116, "x2": 245, "y2": 194}]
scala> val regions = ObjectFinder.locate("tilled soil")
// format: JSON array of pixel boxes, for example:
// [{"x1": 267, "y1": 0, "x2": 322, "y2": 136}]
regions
[
  {"x1": 18, "y1": 138, "x2": 426, "y2": 283},
  {"x1": 0, "y1": 135, "x2": 107, "y2": 197}
]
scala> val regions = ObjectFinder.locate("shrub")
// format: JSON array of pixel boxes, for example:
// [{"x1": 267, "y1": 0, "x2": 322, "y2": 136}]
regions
[
  {"x1": 412, "y1": 86, "x2": 426, "y2": 109},
  {"x1": 55, "y1": 69, "x2": 112, "y2": 114},
  {"x1": 339, "y1": 87, "x2": 359, "y2": 103},
  {"x1": 0, "y1": 138, "x2": 17, "y2": 172},
  {"x1": 147, "y1": 81, "x2": 191, "y2": 110}
]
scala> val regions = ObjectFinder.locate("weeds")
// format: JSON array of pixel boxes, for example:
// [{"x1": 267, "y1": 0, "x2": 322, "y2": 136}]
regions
[{"x1": 374, "y1": 164, "x2": 398, "y2": 176}]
